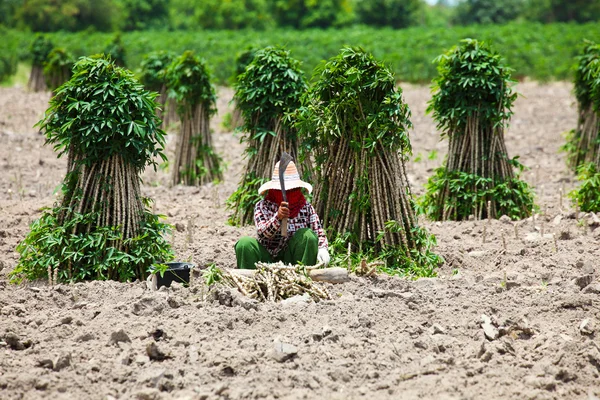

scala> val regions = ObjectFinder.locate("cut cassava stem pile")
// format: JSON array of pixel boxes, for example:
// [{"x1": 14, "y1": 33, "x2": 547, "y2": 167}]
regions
[
  {"x1": 13, "y1": 56, "x2": 173, "y2": 283},
  {"x1": 565, "y1": 40, "x2": 600, "y2": 171},
  {"x1": 227, "y1": 47, "x2": 308, "y2": 226},
  {"x1": 167, "y1": 51, "x2": 222, "y2": 186},
  {"x1": 138, "y1": 51, "x2": 177, "y2": 129},
  {"x1": 172, "y1": 103, "x2": 220, "y2": 185},
  {"x1": 421, "y1": 39, "x2": 534, "y2": 221},
  {"x1": 28, "y1": 35, "x2": 53, "y2": 92},
  {"x1": 297, "y1": 47, "x2": 441, "y2": 276},
  {"x1": 43, "y1": 48, "x2": 74, "y2": 91},
  {"x1": 565, "y1": 41, "x2": 600, "y2": 212}
]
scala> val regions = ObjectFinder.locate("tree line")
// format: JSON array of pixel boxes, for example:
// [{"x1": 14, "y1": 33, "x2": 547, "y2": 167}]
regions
[{"x1": 1, "y1": 0, "x2": 599, "y2": 32}]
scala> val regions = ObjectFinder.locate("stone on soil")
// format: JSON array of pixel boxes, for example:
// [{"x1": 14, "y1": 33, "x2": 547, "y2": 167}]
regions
[{"x1": 481, "y1": 315, "x2": 499, "y2": 341}]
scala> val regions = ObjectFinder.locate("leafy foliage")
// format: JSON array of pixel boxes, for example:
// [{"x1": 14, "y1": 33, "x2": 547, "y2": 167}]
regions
[
  {"x1": 169, "y1": 0, "x2": 274, "y2": 30},
  {"x1": 355, "y1": 0, "x2": 424, "y2": 29},
  {"x1": 0, "y1": 54, "x2": 17, "y2": 82},
  {"x1": 15, "y1": 0, "x2": 117, "y2": 32},
  {"x1": 3, "y1": 23, "x2": 600, "y2": 85},
  {"x1": 570, "y1": 163, "x2": 600, "y2": 212},
  {"x1": 297, "y1": 47, "x2": 441, "y2": 277},
  {"x1": 13, "y1": 207, "x2": 172, "y2": 283},
  {"x1": 563, "y1": 41, "x2": 600, "y2": 171},
  {"x1": 270, "y1": 0, "x2": 354, "y2": 28},
  {"x1": 15, "y1": 56, "x2": 172, "y2": 283},
  {"x1": 165, "y1": 51, "x2": 217, "y2": 117},
  {"x1": 103, "y1": 34, "x2": 126, "y2": 67},
  {"x1": 427, "y1": 38, "x2": 516, "y2": 134},
  {"x1": 119, "y1": 0, "x2": 169, "y2": 31},
  {"x1": 139, "y1": 50, "x2": 174, "y2": 92},
  {"x1": 40, "y1": 56, "x2": 167, "y2": 171},
  {"x1": 420, "y1": 166, "x2": 535, "y2": 220},
  {"x1": 234, "y1": 46, "x2": 307, "y2": 141},
  {"x1": 43, "y1": 48, "x2": 74, "y2": 90},
  {"x1": 422, "y1": 39, "x2": 534, "y2": 221},
  {"x1": 165, "y1": 51, "x2": 222, "y2": 186},
  {"x1": 298, "y1": 47, "x2": 412, "y2": 157},
  {"x1": 29, "y1": 35, "x2": 54, "y2": 66},
  {"x1": 573, "y1": 40, "x2": 600, "y2": 110},
  {"x1": 453, "y1": 0, "x2": 524, "y2": 25},
  {"x1": 226, "y1": 173, "x2": 267, "y2": 225},
  {"x1": 525, "y1": 0, "x2": 600, "y2": 23},
  {"x1": 231, "y1": 47, "x2": 258, "y2": 84}
]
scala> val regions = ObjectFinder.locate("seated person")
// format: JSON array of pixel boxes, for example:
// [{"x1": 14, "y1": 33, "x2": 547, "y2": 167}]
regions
[{"x1": 234, "y1": 160, "x2": 330, "y2": 269}]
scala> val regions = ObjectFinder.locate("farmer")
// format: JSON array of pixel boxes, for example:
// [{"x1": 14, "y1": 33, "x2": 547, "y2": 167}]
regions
[{"x1": 234, "y1": 160, "x2": 330, "y2": 269}]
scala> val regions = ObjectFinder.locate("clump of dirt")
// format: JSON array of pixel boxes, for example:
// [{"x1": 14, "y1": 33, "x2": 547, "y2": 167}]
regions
[{"x1": 1, "y1": 82, "x2": 599, "y2": 399}]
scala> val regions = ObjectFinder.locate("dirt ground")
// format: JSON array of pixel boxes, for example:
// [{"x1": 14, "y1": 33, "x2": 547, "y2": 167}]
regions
[{"x1": 1, "y1": 81, "x2": 600, "y2": 400}]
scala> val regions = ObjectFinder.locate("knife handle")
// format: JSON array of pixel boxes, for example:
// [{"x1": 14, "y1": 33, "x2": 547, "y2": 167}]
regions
[{"x1": 281, "y1": 218, "x2": 288, "y2": 237}]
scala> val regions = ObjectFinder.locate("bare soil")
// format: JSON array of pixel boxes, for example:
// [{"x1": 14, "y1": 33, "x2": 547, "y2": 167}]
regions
[{"x1": 1, "y1": 82, "x2": 599, "y2": 400}]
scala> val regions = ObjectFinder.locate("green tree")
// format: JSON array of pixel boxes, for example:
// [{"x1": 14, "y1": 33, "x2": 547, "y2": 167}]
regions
[
  {"x1": 15, "y1": 0, "x2": 117, "y2": 31},
  {"x1": 170, "y1": 0, "x2": 274, "y2": 29},
  {"x1": 270, "y1": 0, "x2": 354, "y2": 28},
  {"x1": 525, "y1": 0, "x2": 600, "y2": 23},
  {"x1": 453, "y1": 0, "x2": 524, "y2": 25},
  {"x1": 117, "y1": 0, "x2": 169, "y2": 30},
  {"x1": 354, "y1": 0, "x2": 424, "y2": 28},
  {"x1": 0, "y1": 0, "x2": 23, "y2": 27}
]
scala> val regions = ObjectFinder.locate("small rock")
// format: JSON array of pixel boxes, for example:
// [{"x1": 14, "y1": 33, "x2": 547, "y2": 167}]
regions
[
  {"x1": 175, "y1": 222, "x2": 185, "y2": 232},
  {"x1": 432, "y1": 324, "x2": 446, "y2": 335},
  {"x1": 269, "y1": 338, "x2": 298, "y2": 363},
  {"x1": 135, "y1": 355, "x2": 150, "y2": 366},
  {"x1": 558, "y1": 230, "x2": 572, "y2": 240},
  {"x1": 560, "y1": 334, "x2": 573, "y2": 342},
  {"x1": 135, "y1": 388, "x2": 161, "y2": 400},
  {"x1": 555, "y1": 369, "x2": 578, "y2": 383},
  {"x1": 60, "y1": 316, "x2": 73, "y2": 325},
  {"x1": 53, "y1": 352, "x2": 72, "y2": 371},
  {"x1": 499, "y1": 215, "x2": 512, "y2": 223},
  {"x1": 187, "y1": 346, "x2": 199, "y2": 364},
  {"x1": 280, "y1": 293, "x2": 311, "y2": 306},
  {"x1": 481, "y1": 315, "x2": 499, "y2": 341},
  {"x1": 468, "y1": 251, "x2": 487, "y2": 258},
  {"x1": 584, "y1": 284, "x2": 600, "y2": 294},
  {"x1": 110, "y1": 329, "x2": 131, "y2": 345},
  {"x1": 574, "y1": 275, "x2": 594, "y2": 290},
  {"x1": 76, "y1": 333, "x2": 95, "y2": 342},
  {"x1": 580, "y1": 319, "x2": 595, "y2": 336},
  {"x1": 146, "y1": 342, "x2": 170, "y2": 361},
  {"x1": 37, "y1": 359, "x2": 54, "y2": 369},
  {"x1": 552, "y1": 215, "x2": 563, "y2": 226},
  {"x1": 118, "y1": 351, "x2": 132, "y2": 366},
  {"x1": 4, "y1": 332, "x2": 31, "y2": 350},
  {"x1": 413, "y1": 340, "x2": 428, "y2": 350},
  {"x1": 34, "y1": 379, "x2": 49, "y2": 390}
]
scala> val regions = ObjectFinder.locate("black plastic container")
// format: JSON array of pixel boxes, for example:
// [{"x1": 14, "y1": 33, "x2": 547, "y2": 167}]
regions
[{"x1": 155, "y1": 262, "x2": 194, "y2": 288}]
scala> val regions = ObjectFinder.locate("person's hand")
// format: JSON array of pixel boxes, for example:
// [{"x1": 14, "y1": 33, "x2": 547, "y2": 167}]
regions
[
  {"x1": 317, "y1": 248, "x2": 330, "y2": 266},
  {"x1": 277, "y1": 201, "x2": 289, "y2": 220}
]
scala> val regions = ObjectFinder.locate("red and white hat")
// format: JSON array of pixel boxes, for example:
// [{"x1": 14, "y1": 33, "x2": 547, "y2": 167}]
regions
[{"x1": 257, "y1": 160, "x2": 313, "y2": 195}]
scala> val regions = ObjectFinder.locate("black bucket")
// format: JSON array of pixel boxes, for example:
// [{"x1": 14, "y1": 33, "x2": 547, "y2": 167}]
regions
[{"x1": 155, "y1": 262, "x2": 194, "y2": 288}]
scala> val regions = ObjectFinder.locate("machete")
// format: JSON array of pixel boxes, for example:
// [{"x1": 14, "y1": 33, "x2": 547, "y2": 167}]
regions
[{"x1": 278, "y1": 151, "x2": 293, "y2": 237}]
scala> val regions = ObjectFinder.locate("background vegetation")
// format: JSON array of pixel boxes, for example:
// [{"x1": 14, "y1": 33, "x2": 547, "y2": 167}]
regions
[
  {"x1": 2, "y1": 0, "x2": 600, "y2": 31},
  {"x1": 2, "y1": 23, "x2": 600, "y2": 85}
]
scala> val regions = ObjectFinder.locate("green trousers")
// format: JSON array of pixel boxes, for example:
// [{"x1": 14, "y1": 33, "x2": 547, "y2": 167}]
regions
[{"x1": 234, "y1": 228, "x2": 318, "y2": 269}]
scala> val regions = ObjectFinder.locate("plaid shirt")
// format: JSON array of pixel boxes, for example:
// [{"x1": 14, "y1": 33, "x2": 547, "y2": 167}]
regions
[{"x1": 255, "y1": 199, "x2": 328, "y2": 257}]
